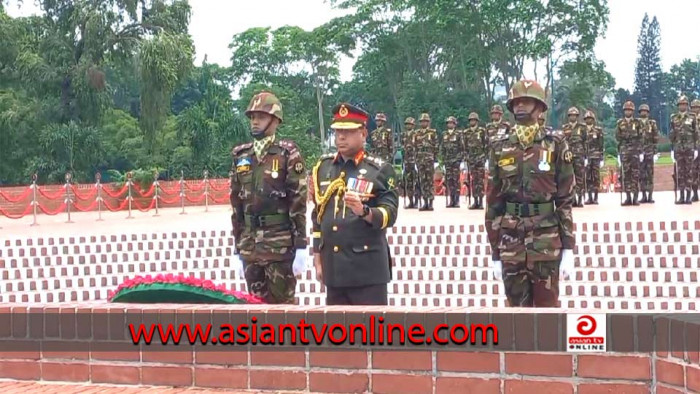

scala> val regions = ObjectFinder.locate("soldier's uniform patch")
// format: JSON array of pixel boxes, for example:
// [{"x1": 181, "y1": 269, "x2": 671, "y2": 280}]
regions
[
  {"x1": 294, "y1": 162, "x2": 304, "y2": 174},
  {"x1": 564, "y1": 151, "x2": 573, "y2": 163},
  {"x1": 498, "y1": 157, "x2": 515, "y2": 167}
]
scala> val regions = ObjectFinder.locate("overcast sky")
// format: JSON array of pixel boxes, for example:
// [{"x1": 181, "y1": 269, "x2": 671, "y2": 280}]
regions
[{"x1": 7, "y1": 0, "x2": 700, "y2": 91}]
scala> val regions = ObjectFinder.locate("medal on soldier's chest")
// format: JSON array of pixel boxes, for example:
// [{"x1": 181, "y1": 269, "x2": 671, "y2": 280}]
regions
[
  {"x1": 538, "y1": 150, "x2": 551, "y2": 172},
  {"x1": 271, "y1": 159, "x2": 279, "y2": 179},
  {"x1": 358, "y1": 168, "x2": 367, "y2": 179}
]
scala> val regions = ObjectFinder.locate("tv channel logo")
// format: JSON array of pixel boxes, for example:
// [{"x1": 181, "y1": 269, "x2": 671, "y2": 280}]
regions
[{"x1": 567, "y1": 314, "x2": 606, "y2": 353}]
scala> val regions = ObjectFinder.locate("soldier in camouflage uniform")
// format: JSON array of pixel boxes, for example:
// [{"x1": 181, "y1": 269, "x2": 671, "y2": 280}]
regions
[
  {"x1": 637, "y1": 104, "x2": 659, "y2": 203},
  {"x1": 616, "y1": 101, "x2": 642, "y2": 206},
  {"x1": 370, "y1": 113, "x2": 394, "y2": 163},
  {"x1": 401, "y1": 117, "x2": 420, "y2": 208},
  {"x1": 562, "y1": 107, "x2": 587, "y2": 207},
  {"x1": 486, "y1": 79, "x2": 575, "y2": 308},
  {"x1": 486, "y1": 105, "x2": 512, "y2": 157},
  {"x1": 230, "y1": 92, "x2": 308, "y2": 304},
  {"x1": 691, "y1": 99, "x2": 700, "y2": 202},
  {"x1": 440, "y1": 116, "x2": 464, "y2": 207},
  {"x1": 415, "y1": 113, "x2": 439, "y2": 211},
  {"x1": 669, "y1": 95, "x2": 699, "y2": 204},
  {"x1": 464, "y1": 112, "x2": 487, "y2": 209},
  {"x1": 583, "y1": 111, "x2": 604, "y2": 205}
]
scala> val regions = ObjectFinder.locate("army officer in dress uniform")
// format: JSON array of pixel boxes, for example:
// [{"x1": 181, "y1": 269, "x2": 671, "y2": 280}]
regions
[{"x1": 310, "y1": 103, "x2": 399, "y2": 305}]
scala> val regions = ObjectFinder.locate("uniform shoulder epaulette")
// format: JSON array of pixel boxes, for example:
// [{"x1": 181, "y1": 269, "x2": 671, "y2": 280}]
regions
[
  {"x1": 363, "y1": 154, "x2": 386, "y2": 169},
  {"x1": 501, "y1": 121, "x2": 511, "y2": 127},
  {"x1": 429, "y1": 128, "x2": 437, "y2": 132},
  {"x1": 231, "y1": 142, "x2": 253, "y2": 156},
  {"x1": 320, "y1": 152, "x2": 335, "y2": 161},
  {"x1": 616, "y1": 118, "x2": 625, "y2": 125},
  {"x1": 277, "y1": 139, "x2": 300, "y2": 153}
]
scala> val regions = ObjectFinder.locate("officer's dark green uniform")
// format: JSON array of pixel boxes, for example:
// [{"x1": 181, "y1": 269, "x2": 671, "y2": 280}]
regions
[{"x1": 311, "y1": 103, "x2": 399, "y2": 305}]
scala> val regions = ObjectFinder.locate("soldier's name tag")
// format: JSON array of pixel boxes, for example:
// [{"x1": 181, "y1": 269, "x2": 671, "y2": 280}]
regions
[
  {"x1": 236, "y1": 158, "x2": 251, "y2": 173},
  {"x1": 498, "y1": 157, "x2": 515, "y2": 167}
]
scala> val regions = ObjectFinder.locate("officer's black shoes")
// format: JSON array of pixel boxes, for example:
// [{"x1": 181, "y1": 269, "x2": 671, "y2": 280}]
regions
[
  {"x1": 428, "y1": 198, "x2": 434, "y2": 211},
  {"x1": 640, "y1": 192, "x2": 648, "y2": 203},
  {"x1": 632, "y1": 192, "x2": 639, "y2": 206},
  {"x1": 593, "y1": 192, "x2": 599, "y2": 204},
  {"x1": 693, "y1": 189, "x2": 699, "y2": 202},
  {"x1": 622, "y1": 193, "x2": 632, "y2": 206},
  {"x1": 647, "y1": 192, "x2": 654, "y2": 203},
  {"x1": 407, "y1": 196, "x2": 416, "y2": 209},
  {"x1": 676, "y1": 190, "x2": 685, "y2": 205},
  {"x1": 419, "y1": 198, "x2": 428, "y2": 211},
  {"x1": 685, "y1": 189, "x2": 693, "y2": 204},
  {"x1": 469, "y1": 200, "x2": 478, "y2": 209},
  {"x1": 586, "y1": 193, "x2": 594, "y2": 205}
]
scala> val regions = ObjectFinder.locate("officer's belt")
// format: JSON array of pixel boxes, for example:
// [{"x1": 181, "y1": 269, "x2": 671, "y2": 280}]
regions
[
  {"x1": 506, "y1": 201, "x2": 554, "y2": 217},
  {"x1": 244, "y1": 214, "x2": 290, "y2": 229}
]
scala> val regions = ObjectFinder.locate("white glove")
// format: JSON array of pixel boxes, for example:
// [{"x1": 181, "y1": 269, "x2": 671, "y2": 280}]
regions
[
  {"x1": 671, "y1": 151, "x2": 675, "y2": 162},
  {"x1": 599, "y1": 160, "x2": 604, "y2": 168},
  {"x1": 695, "y1": 150, "x2": 699, "y2": 160},
  {"x1": 292, "y1": 249, "x2": 309, "y2": 276},
  {"x1": 584, "y1": 158, "x2": 588, "y2": 166},
  {"x1": 434, "y1": 162, "x2": 439, "y2": 169},
  {"x1": 560, "y1": 249, "x2": 574, "y2": 279},
  {"x1": 485, "y1": 160, "x2": 490, "y2": 168},
  {"x1": 460, "y1": 162, "x2": 466, "y2": 170},
  {"x1": 638, "y1": 153, "x2": 644, "y2": 162},
  {"x1": 617, "y1": 155, "x2": 621, "y2": 166},
  {"x1": 653, "y1": 153, "x2": 659, "y2": 163},
  {"x1": 232, "y1": 255, "x2": 245, "y2": 279},
  {"x1": 490, "y1": 260, "x2": 502, "y2": 280}
]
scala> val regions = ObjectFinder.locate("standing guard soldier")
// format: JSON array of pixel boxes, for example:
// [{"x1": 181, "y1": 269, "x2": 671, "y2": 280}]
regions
[
  {"x1": 230, "y1": 91, "x2": 309, "y2": 304},
  {"x1": 638, "y1": 104, "x2": 659, "y2": 203},
  {"x1": 562, "y1": 107, "x2": 587, "y2": 207},
  {"x1": 670, "y1": 95, "x2": 699, "y2": 204},
  {"x1": 616, "y1": 101, "x2": 643, "y2": 206},
  {"x1": 310, "y1": 103, "x2": 399, "y2": 305},
  {"x1": 370, "y1": 113, "x2": 394, "y2": 163},
  {"x1": 415, "y1": 113, "x2": 439, "y2": 211},
  {"x1": 485, "y1": 79, "x2": 575, "y2": 308},
  {"x1": 583, "y1": 110, "x2": 604, "y2": 205},
  {"x1": 486, "y1": 105, "x2": 512, "y2": 156},
  {"x1": 440, "y1": 116, "x2": 464, "y2": 207},
  {"x1": 464, "y1": 112, "x2": 488, "y2": 209},
  {"x1": 402, "y1": 117, "x2": 420, "y2": 208},
  {"x1": 690, "y1": 99, "x2": 700, "y2": 201}
]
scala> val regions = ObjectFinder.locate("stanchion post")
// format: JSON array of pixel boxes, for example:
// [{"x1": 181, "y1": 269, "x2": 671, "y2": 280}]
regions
[
  {"x1": 203, "y1": 169, "x2": 209, "y2": 212},
  {"x1": 96, "y1": 172, "x2": 104, "y2": 221},
  {"x1": 153, "y1": 170, "x2": 160, "y2": 217},
  {"x1": 30, "y1": 173, "x2": 39, "y2": 227},
  {"x1": 65, "y1": 172, "x2": 74, "y2": 223},
  {"x1": 126, "y1": 171, "x2": 134, "y2": 219},
  {"x1": 179, "y1": 170, "x2": 186, "y2": 215},
  {"x1": 229, "y1": 170, "x2": 234, "y2": 212}
]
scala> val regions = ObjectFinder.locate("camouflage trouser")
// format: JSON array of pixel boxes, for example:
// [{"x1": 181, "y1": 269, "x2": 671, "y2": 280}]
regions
[
  {"x1": 585, "y1": 160, "x2": 600, "y2": 193},
  {"x1": 502, "y1": 259, "x2": 560, "y2": 308},
  {"x1": 417, "y1": 160, "x2": 434, "y2": 200},
  {"x1": 444, "y1": 161, "x2": 461, "y2": 195},
  {"x1": 640, "y1": 154, "x2": 654, "y2": 192},
  {"x1": 243, "y1": 259, "x2": 296, "y2": 304},
  {"x1": 674, "y1": 148, "x2": 694, "y2": 190},
  {"x1": 620, "y1": 152, "x2": 640, "y2": 193},
  {"x1": 573, "y1": 156, "x2": 585, "y2": 195},
  {"x1": 466, "y1": 160, "x2": 485, "y2": 198},
  {"x1": 693, "y1": 155, "x2": 700, "y2": 188},
  {"x1": 404, "y1": 162, "x2": 419, "y2": 198}
]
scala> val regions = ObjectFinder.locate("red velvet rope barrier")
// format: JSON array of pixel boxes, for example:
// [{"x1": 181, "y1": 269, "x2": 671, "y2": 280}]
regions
[
  {"x1": 37, "y1": 186, "x2": 66, "y2": 200},
  {"x1": 70, "y1": 185, "x2": 98, "y2": 201},
  {"x1": 185, "y1": 193, "x2": 207, "y2": 203},
  {"x1": 158, "y1": 195, "x2": 181, "y2": 205},
  {"x1": 101, "y1": 184, "x2": 129, "y2": 198},
  {"x1": 211, "y1": 195, "x2": 230, "y2": 204},
  {"x1": 157, "y1": 184, "x2": 180, "y2": 195},
  {"x1": 208, "y1": 181, "x2": 229, "y2": 192},
  {"x1": 184, "y1": 181, "x2": 205, "y2": 191},
  {"x1": 132, "y1": 199, "x2": 156, "y2": 212},
  {"x1": 102, "y1": 198, "x2": 129, "y2": 212},
  {"x1": 0, "y1": 187, "x2": 32, "y2": 203},
  {"x1": 72, "y1": 200, "x2": 99, "y2": 212},
  {"x1": 38, "y1": 202, "x2": 67, "y2": 216},
  {"x1": 0, "y1": 203, "x2": 33, "y2": 219},
  {"x1": 133, "y1": 183, "x2": 155, "y2": 197}
]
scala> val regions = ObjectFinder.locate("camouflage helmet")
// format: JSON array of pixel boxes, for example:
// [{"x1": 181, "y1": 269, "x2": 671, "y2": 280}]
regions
[
  {"x1": 638, "y1": 104, "x2": 650, "y2": 113},
  {"x1": 490, "y1": 105, "x2": 504, "y2": 114},
  {"x1": 678, "y1": 95, "x2": 689, "y2": 105},
  {"x1": 404, "y1": 117, "x2": 415, "y2": 125},
  {"x1": 445, "y1": 116, "x2": 457, "y2": 124},
  {"x1": 567, "y1": 107, "x2": 580, "y2": 116},
  {"x1": 468, "y1": 112, "x2": 480, "y2": 121},
  {"x1": 375, "y1": 113, "x2": 387, "y2": 122},
  {"x1": 506, "y1": 80, "x2": 548, "y2": 113},
  {"x1": 691, "y1": 99, "x2": 700, "y2": 108},
  {"x1": 622, "y1": 101, "x2": 635, "y2": 111},
  {"x1": 245, "y1": 91, "x2": 283, "y2": 122},
  {"x1": 584, "y1": 110, "x2": 596, "y2": 119},
  {"x1": 419, "y1": 113, "x2": 430, "y2": 122}
]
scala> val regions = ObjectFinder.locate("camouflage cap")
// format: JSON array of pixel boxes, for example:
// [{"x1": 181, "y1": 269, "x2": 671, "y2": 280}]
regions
[
  {"x1": 445, "y1": 116, "x2": 457, "y2": 124},
  {"x1": 692, "y1": 99, "x2": 700, "y2": 108},
  {"x1": 678, "y1": 95, "x2": 689, "y2": 105},
  {"x1": 419, "y1": 113, "x2": 430, "y2": 121},
  {"x1": 584, "y1": 110, "x2": 596, "y2": 119},
  {"x1": 623, "y1": 101, "x2": 635, "y2": 111},
  {"x1": 468, "y1": 112, "x2": 479, "y2": 121},
  {"x1": 245, "y1": 91, "x2": 283, "y2": 122},
  {"x1": 404, "y1": 117, "x2": 415, "y2": 125},
  {"x1": 490, "y1": 105, "x2": 504, "y2": 114},
  {"x1": 638, "y1": 104, "x2": 650, "y2": 113},
  {"x1": 375, "y1": 113, "x2": 387, "y2": 122},
  {"x1": 506, "y1": 80, "x2": 548, "y2": 113},
  {"x1": 567, "y1": 107, "x2": 579, "y2": 116}
]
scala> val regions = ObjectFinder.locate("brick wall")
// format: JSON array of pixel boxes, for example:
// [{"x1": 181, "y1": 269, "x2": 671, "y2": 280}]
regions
[{"x1": 0, "y1": 304, "x2": 697, "y2": 393}]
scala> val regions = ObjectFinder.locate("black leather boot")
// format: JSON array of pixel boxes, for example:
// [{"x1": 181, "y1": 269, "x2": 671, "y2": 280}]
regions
[
  {"x1": 428, "y1": 198, "x2": 434, "y2": 210},
  {"x1": 586, "y1": 192, "x2": 594, "y2": 205},
  {"x1": 685, "y1": 189, "x2": 693, "y2": 204},
  {"x1": 647, "y1": 191, "x2": 654, "y2": 203},
  {"x1": 632, "y1": 192, "x2": 639, "y2": 206},
  {"x1": 593, "y1": 191, "x2": 599, "y2": 204},
  {"x1": 640, "y1": 191, "x2": 648, "y2": 203},
  {"x1": 407, "y1": 196, "x2": 416, "y2": 209},
  {"x1": 693, "y1": 188, "x2": 699, "y2": 202},
  {"x1": 622, "y1": 192, "x2": 631, "y2": 206},
  {"x1": 676, "y1": 190, "x2": 685, "y2": 205},
  {"x1": 419, "y1": 197, "x2": 429, "y2": 211},
  {"x1": 453, "y1": 191, "x2": 460, "y2": 208}
]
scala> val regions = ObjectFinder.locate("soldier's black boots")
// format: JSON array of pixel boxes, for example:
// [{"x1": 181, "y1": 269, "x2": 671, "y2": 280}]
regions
[
  {"x1": 428, "y1": 198, "x2": 434, "y2": 210},
  {"x1": 419, "y1": 197, "x2": 429, "y2": 211},
  {"x1": 586, "y1": 192, "x2": 594, "y2": 205},
  {"x1": 452, "y1": 191, "x2": 460, "y2": 208},
  {"x1": 676, "y1": 190, "x2": 685, "y2": 205},
  {"x1": 477, "y1": 196, "x2": 484, "y2": 209},
  {"x1": 647, "y1": 191, "x2": 654, "y2": 203},
  {"x1": 685, "y1": 189, "x2": 693, "y2": 204},
  {"x1": 640, "y1": 192, "x2": 648, "y2": 203},
  {"x1": 469, "y1": 198, "x2": 478, "y2": 209},
  {"x1": 693, "y1": 188, "x2": 699, "y2": 202},
  {"x1": 632, "y1": 192, "x2": 639, "y2": 206},
  {"x1": 407, "y1": 196, "x2": 416, "y2": 209},
  {"x1": 593, "y1": 191, "x2": 599, "y2": 204},
  {"x1": 622, "y1": 192, "x2": 632, "y2": 206}
]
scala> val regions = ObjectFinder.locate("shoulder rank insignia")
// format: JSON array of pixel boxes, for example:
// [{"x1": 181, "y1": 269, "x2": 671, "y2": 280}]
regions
[{"x1": 564, "y1": 150, "x2": 573, "y2": 163}]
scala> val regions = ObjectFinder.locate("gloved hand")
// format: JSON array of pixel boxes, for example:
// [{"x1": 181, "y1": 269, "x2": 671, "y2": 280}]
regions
[
  {"x1": 485, "y1": 160, "x2": 490, "y2": 168},
  {"x1": 653, "y1": 153, "x2": 659, "y2": 163},
  {"x1": 671, "y1": 151, "x2": 675, "y2": 162},
  {"x1": 638, "y1": 153, "x2": 644, "y2": 162},
  {"x1": 599, "y1": 160, "x2": 604, "y2": 168},
  {"x1": 490, "y1": 260, "x2": 502, "y2": 280},
  {"x1": 434, "y1": 162, "x2": 439, "y2": 169},
  {"x1": 292, "y1": 249, "x2": 309, "y2": 277},
  {"x1": 232, "y1": 254, "x2": 245, "y2": 279},
  {"x1": 584, "y1": 158, "x2": 588, "y2": 167},
  {"x1": 617, "y1": 155, "x2": 621, "y2": 166},
  {"x1": 695, "y1": 150, "x2": 699, "y2": 160},
  {"x1": 460, "y1": 162, "x2": 466, "y2": 170},
  {"x1": 560, "y1": 249, "x2": 575, "y2": 279}
]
